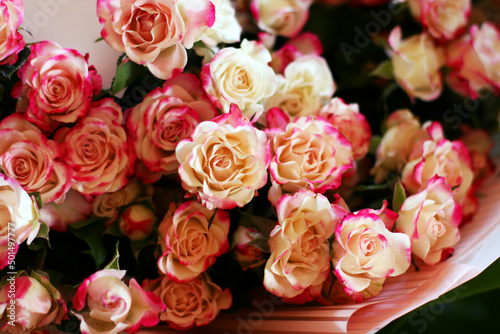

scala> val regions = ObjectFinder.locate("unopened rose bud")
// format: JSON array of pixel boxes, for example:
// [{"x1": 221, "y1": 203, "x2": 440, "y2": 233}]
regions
[
  {"x1": 231, "y1": 226, "x2": 266, "y2": 270},
  {"x1": 118, "y1": 205, "x2": 156, "y2": 241}
]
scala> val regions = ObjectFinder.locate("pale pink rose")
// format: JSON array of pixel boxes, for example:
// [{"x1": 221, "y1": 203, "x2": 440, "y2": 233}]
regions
[
  {"x1": 401, "y1": 122, "x2": 474, "y2": 207},
  {"x1": 264, "y1": 190, "x2": 347, "y2": 299},
  {"x1": 12, "y1": 41, "x2": 96, "y2": 134},
  {"x1": 264, "y1": 54, "x2": 335, "y2": 118},
  {"x1": 97, "y1": 0, "x2": 215, "y2": 80},
  {"x1": 127, "y1": 73, "x2": 218, "y2": 182},
  {"x1": 458, "y1": 127, "x2": 495, "y2": 185},
  {"x1": 157, "y1": 201, "x2": 230, "y2": 282},
  {"x1": 0, "y1": 174, "x2": 39, "y2": 270},
  {"x1": 348, "y1": 0, "x2": 391, "y2": 5},
  {"x1": 332, "y1": 206, "x2": 411, "y2": 302},
  {"x1": 269, "y1": 32, "x2": 323, "y2": 74},
  {"x1": 231, "y1": 226, "x2": 266, "y2": 270},
  {"x1": 408, "y1": 0, "x2": 470, "y2": 41},
  {"x1": 250, "y1": 0, "x2": 314, "y2": 37},
  {"x1": 202, "y1": 0, "x2": 242, "y2": 47},
  {"x1": 176, "y1": 106, "x2": 271, "y2": 210},
  {"x1": 201, "y1": 39, "x2": 277, "y2": 120},
  {"x1": 396, "y1": 176, "x2": 461, "y2": 265},
  {"x1": 118, "y1": 204, "x2": 156, "y2": 241},
  {"x1": 319, "y1": 98, "x2": 371, "y2": 160},
  {"x1": 371, "y1": 109, "x2": 430, "y2": 183},
  {"x1": 389, "y1": 27, "x2": 445, "y2": 101},
  {"x1": 268, "y1": 116, "x2": 353, "y2": 201},
  {"x1": 0, "y1": 271, "x2": 67, "y2": 333},
  {"x1": 143, "y1": 273, "x2": 232, "y2": 331},
  {"x1": 0, "y1": 0, "x2": 24, "y2": 65},
  {"x1": 72, "y1": 269, "x2": 164, "y2": 334},
  {"x1": 92, "y1": 178, "x2": 143, "y2": 221},
  {"x1": 0, "y1": 113, "x2": 73, "y2": 204},
  {"x1": 468, "y1": 22, "x2": 500, "y2": 92},
  {"x1": 55, "y1": 98, "x2": 134, "y2": 196}
]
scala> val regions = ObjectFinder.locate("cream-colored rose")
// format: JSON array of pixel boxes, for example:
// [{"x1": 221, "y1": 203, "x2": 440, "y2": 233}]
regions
[
  {"x1": 176, "y1": 107, "x2": 270, "y2": 210},
  {"x1": 269, "y1": 116, "x2": 353, "y2": 199},
  {"x1": 143, "y1": 273, "x2": 231, "y2": 331},
  {"x1": 264, "y1": 190, "x2": 347, "y2": 299},
  {"x1": 251, "y1": 0, "x2": 314, "y2": 37},
  {"x1": 264, "y1": 54, "x2": 335, "y2": 117},
  {"x1": 118, "y1": 204, "x2": 156, "y2": 241},
  {"x1": 409, "y1": 0, "x2": 470, "y2": 40},
  {"x1": 332, "y1": 209, "x2": 411, "y2": 302},
  {"x1": 470, "y1": 22, "x2": 500, "y2": 92},
  {"x1": 0, "y1": 0, "x2": 25, "y2": 65},
  {"x1": 157, "y1": 201, "x2": 230, "y2": 282},
  {"x1": 319, "y1": 98, "x2": 371, "y2": 160},
  {"x1": 201, "y1": 39, "x2": 277, "y2": 120},
  {"x1": 97, "y1": 0, "x2": 215, "y2": 80},
  {"x1": 396, "y1": 176, "x2": 461, "y2": 265},
  {"x1": 202, "y1": 0, "x2": 242, "y2": 47},
  {"x1": 389, "y1": 27, "x2": 445, "y2": 101},
  {"x1": 0, "y1": 271, "x2": 67, "y2": 333}
]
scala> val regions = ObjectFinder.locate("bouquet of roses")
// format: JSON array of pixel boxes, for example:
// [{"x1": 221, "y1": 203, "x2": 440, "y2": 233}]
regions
[{"x1": 0, "y1": 0, "x2": 499, "y2": 333}]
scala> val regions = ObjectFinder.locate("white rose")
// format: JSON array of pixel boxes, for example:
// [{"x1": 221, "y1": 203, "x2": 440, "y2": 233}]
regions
[{"x1": 202, "y1": 0, "x2": 242, "y2": 47}]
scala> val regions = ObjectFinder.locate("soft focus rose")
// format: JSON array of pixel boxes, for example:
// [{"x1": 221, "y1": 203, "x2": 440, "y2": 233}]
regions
[
  {"x1": 264, "y1": 190, "x2": 347, "y2": 299},
  {"x1": 0, "y1": 271, "x2": 67, "y2": 333},
  {"x1": 231, "y1": 226, "x2": 266, "y2": 270},
  {"x1": 251, "y1": 0, "x2": 314, "y2": 37},
  {"x1": 55, "y1": 98, "x2": 134, "y2": 196},
  {"x1": 459, "y1": 127, "x2": 495, "y2": 185},
  {"x1": 396, "y1": 176, "x2": 461, "y2": 265},
  {"x1": 157, "y1": 201, "x2": 230, "y2": 282},
  {"x1": 127, "y1": 73, "x2": 218, "y2": 182},
  {"x1": 176, "y1": 106, "x2": 270, "y2": 210},
  {"x1": 12, "y1": 41, "x2": 96, "y2": 134},
  {"x1": 319, "y1": 98, "x2": 371, "y2": 160},
  {"x1": 408, "y1": 0, "x2": 470, "y2": 41},
  {"x1": 119, "y1": 204, "x2": 156, "y2": 241},
  {"x1": 72, "y1": 269, "x2": 164, "y2": 334},
  {"x1": 389, "y1": 27, "x2": 445, "y2": 101},
  {"x1": 371, "y1": 109, "x2": 430, "y2": 183},
  {"x1": 0, "y1": 0, "x2": 24, "y2": 65},
  {"x1": 201, "y1": 39, "x2": 277, "y2": 120},
  {"x1": 0, "y1": 174, "x2": 39, "y2": 270},
  {"x1": 92, "y1": 178, "x2": 142, "y2": 220},
  {"x1": 264, "y1": 54, "x2": 335, "y2": 118},
  {"x1": 97, "y1": 0, "x2": 215, "y2": 80},
  {"x1": 0, "y1": 113, "x2": 73, "y2": 204},
  {"x1": 332, "y1": 206, "x2": 411, "y2": 302},
  {"x1": 401, "y1": 122, "x2": 474, "y2": 206},
  {"x1": 202, "y1": 0, "x2": 242, "y2": 47},
  {"x1": 268, "y1": 116, "x2": 353, "y2": 203},
  {"x1": 143, "y1": 273, "x2": 231, "y2": 330}
]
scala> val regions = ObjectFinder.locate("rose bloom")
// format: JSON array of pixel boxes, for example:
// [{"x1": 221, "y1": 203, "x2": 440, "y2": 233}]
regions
[
  {"x1": 0, "y1": 0, "x2": 24, "y2": 65},
  {"x1": 319, "y1": 98, "x2": 371, "y2": 160},
  {"x1": 201, "y1": 39, "x2": 277, "y2": 120},
  {"x1": 371, "y1": 109, "x2": 430, "y2": 183},
  {"x1": 202, "y1": 0, "x2": 242, "y2": 47},
  {"x1": 396, "y1": 176, "x2": 462, "y2": 265},
  {"x1": 157, "y1": 201, "x2": 230, "y2": 282},
  {"x1": 97, "y1": 0, "x2": 215, "y2": 80},
  {"x1": 0, "y1": 174, "x2": 39, "y2": 270},
  {"x1": 408, "y1": 0, "x2": 470, "y2": 41},
  {"x1": 0, "y1": 113, "x2": 73, "y2": 204},
  {"x1": 118, "y1": 204, "x2": 157, "y2": 241},
  {"x1": 176, "y1": 106, "x2": 270, "y2": 210},
  {"x1": 0, "y1": 271, "x2": 67, "y2": 333},
  {"x1": 55, "y1": 98, "x2": 134, "y2": 196},
  {"x1": 459, "y1": 127, "x2": 495, "y2": 185},
  {"x1": 268, "y1": 116, "x2": 353, "y2": 204},
  {"x1": 264, "y1": 54, "x2": 335, "y2": 118},
  {"x1": 264, "y1": 190, "x2": 347, "y2": 299},
  {"x1": 72, "y1": 269, "x2": 164, "y2": 334},
  {"x1": 401, "y1": 122, "x2": 474, "y2": 207},
  {"x1": 92, "y1": 178, "x2": 143, "y2": 220},
  {"x1": 250, "y1": 0, "x2": 314, "y2": 37},
  {"x1": 12, "y1": 41, "x2": 97, "y2": 134},
  {"x1": 231, "y1": 226, "x2": 266, "y2": 270},
  {"x1": 127, "y1": 73, "x2": 218, "y2": 182},
  {"x1": 332, "y1": 205, "x2": 411, "y2": 302},
  {"x1": 143, "y1": 273, "x2": 232, "y2": 331},
  {"x1": 389, "y1": 27, "x2": 445, "y2": 101}
]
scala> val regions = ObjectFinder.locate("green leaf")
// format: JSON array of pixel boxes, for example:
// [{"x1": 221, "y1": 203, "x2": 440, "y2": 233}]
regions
[
  {"x1": 0, "y1": 47, "x2": 31, "y2": 79},
  {"x1": 238, "y1": 212, "x2": 277, "y2": 237},
  {"x1": 68, "y1": 219, "x2": 107, "y2": 268},
  {"x1": 104, "y1": 242, "x2": 120, "y2": 270},
  {"x1": 29, "y1": 192, "x2": 43, "y2": 210},
  {"x1": 111, "y1": 59, "x2": 146, "y2": 95},
  {"x1": 369, "y1": 60, "x2": 394, "y2": 80},
  {"x1": 248, "y1": 237, "x2": 270, "y2": 253},
  {"x1": 392, "y1": 180, "x2": 406, "y2": 213},
  {"x1": 369, "y1": 135, "x2": 381, "y2": 155},
  {"x1": 95, "y1": 37, "x2": 104, "y2": 43},
  {"x1": 34, "y1": 221, "x2": 51, "y2": 248}
]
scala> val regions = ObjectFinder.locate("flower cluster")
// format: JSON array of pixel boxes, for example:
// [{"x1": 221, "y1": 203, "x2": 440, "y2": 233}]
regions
[{"x1": 0, "y1": 0, "x2": 497, "y2": 333}]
